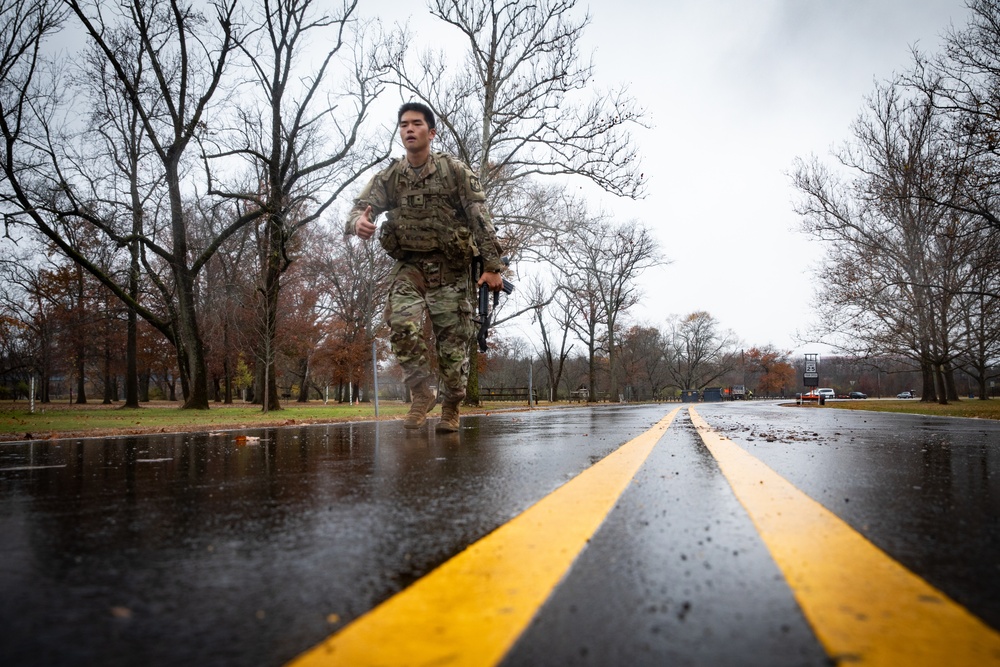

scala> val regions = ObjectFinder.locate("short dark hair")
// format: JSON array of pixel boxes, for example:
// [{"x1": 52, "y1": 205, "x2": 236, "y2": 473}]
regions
[{"x1": 398, "y1": 102, "x2": 436, "y2": 130}]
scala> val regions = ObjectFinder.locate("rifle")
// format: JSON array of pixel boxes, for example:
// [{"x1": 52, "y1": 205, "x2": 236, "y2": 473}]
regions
[{"x1": 474, "y1": 256, "x2": 514, "y2": 352}]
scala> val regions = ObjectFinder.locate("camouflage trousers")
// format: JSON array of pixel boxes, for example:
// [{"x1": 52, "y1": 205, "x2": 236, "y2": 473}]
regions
[{"x1": 386, "y1": 258, "x2": 475, "y2": 403}]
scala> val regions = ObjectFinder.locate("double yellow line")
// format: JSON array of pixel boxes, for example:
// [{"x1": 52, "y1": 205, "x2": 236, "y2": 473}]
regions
[
  {"x1": 687, "y1": 407, "x2": 1000, "y2": 665},
  {"x1": 288, "y1": 407, "x2": 1000, "y2": 666}
]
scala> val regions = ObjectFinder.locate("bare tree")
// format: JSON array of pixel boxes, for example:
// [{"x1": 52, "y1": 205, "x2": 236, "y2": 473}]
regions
[
  {"x1": 792, "y1": 80, "x2": 985, "y2": 403},
  {"x1": 203, "y1": 0, "x2": 394, "y2": 410},
  {"x1": 526, "y1": 276, "x2": 573, "y2": 401},
  {"x1": 388, "y1": 0, "x2": 647, "y2": 402},
  {"x1": 0, "y1": 0, "x2": 243, "y2": 408},
  {"x1": 0, "y1": 1, "x2": 71, "y2": 400},
  {"x1": 394, "y1": 0, "x2": 645, "y2": 200},
  {"x1": 580, "y1": 219, "x2": 661, "y2": 401},
  {"x1": 903, "y1": 0, "x2": 1000, "y2": 398},
  {"x1": 0, "y1": 237, "x2": 61, "y2": 401},
  {"x1": 193, "y1": 200, "x2": 256, "y2": 404},
  {"x1": 570, "y1": 286, "x2": 606, "y2": 400},
  {"x1": 0, "y1": 0, "x2": 396, "y2": 410},
  {"x1": 78, "y1": 24, "x2": 166, "y2": 409},
  {"x1": 68, "y1": 0, "x2": 246, "y2": 409},
  {"x1": 662, "y1": 312, "x2": 739, "y2": 392},
  {"x1": 546, "y1": 203, "x2": 662, "y2": 401},
  {"x1": 313, "y1": 222, "x2": 394, "y2": 401},
  {"x1": 954, "y1": 233, "x2": 1000, "y2": 398},
  {"x1": 909, "y1": 0, "x2": 1000, "y2": 231}
]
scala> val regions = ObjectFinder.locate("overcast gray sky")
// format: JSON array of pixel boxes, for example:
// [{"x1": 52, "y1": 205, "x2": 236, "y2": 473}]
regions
[{"x1": 362, "y1": 0, "x2": 969, "y2": 355}]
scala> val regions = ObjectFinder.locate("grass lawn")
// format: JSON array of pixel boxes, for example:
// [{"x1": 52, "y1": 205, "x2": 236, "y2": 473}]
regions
[
  {"x1": 0, "y1": 399, "x2": 548, "y2": 442},
  {"x1": 5, "y1": 397, "x2": 998, "y2": 443},
  {"x1": 821, "y1": 397, "x2": 1000, "y2": 420}
]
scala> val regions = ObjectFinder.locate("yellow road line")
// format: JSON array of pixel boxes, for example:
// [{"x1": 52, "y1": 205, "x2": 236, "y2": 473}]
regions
[
  {"x1": 287, "y1": 408, "x2": 680, "y2": 667},
  {"x1": 689, "y1": 407, "x2": 1000, "y2": 665}
]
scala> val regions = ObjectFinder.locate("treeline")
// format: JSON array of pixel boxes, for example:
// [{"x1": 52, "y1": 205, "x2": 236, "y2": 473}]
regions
[
  {"x1": 0, "y1": 220, "x2": 390, "y2": 403},
  {"x1": 794, "y1": 355, "x2": 938, "y2": 400},
  {"x1": 483, "y1": 313, "x2": 800, "y2": 401},
  {"x1": 793, "y1": 0, "x2": 1000, "y2": 403},
  {"x1": 16, "y1": 0, "x2": 986, "y2": 408},
  {"x1": 0, "y1": 0, "x2": 399, "y2": 409},
  {"x1": 0, "y1": 0, "x2": 657, "y2": 408}
]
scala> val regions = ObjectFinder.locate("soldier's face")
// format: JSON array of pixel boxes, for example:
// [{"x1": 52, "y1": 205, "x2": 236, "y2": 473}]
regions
[{"x1": 399, "y1": 111, "x2": 436, "y2": 153}]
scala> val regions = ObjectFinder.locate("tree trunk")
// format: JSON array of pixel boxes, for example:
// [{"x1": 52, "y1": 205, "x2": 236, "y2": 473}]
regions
[
  {"x1": 944, "y1": 365, "x2": 959, "y2": 402},
  {"x1": 465, "y1": 342, "x2": 481, "y2": 406},
  {"x1": 174, "y1": 339, "x2": 191, "y2": 403},
  {"x1": 123, "y1": 305, "x2": 140, "y2": 408},
  {"x1": 920, "y1": 361, "x2": 936, "y2": 402},
  {"x1": 40, "y1": 339, "x2": 51, "y2": 403},
  {"x1": 588, "y1": 340, "x2": 597, "y2": 403},
  {"x1": 74, "y1": 350, "x2": 87, "y2": 404},
  {"x1": 297, "y1": 357, "x2": 310, "y2": 402},
  {"x1": 74, "y1": 265, "x2": 87, "y2": 405},
  {"x1": 139, "y1": 369, "x2": 150, "y2": 402},
  {"x1": 102, "y1": 343, "x2": 113, "y2": 405},
  {"x1": 223, "y1": 356, "x2": 233, "y2": 404},
  {"x1": 935, "y1": 363, "x2": 948, "y2": 405},
  {"x1": 175, "y1": 281, "x2": 208, "y2": 409},
  {"x1": 258, "y1": 215, "x2": 283, "y2": 411},
  {"x1": 123, "y1": 202, "x2": 141, "y2": 409},
  {"x1": 166, "y1": 168, "x2": 210, "y2": 409},
  {"x1": 607, "y1": 328, "x2": 619, "y2": 403}
]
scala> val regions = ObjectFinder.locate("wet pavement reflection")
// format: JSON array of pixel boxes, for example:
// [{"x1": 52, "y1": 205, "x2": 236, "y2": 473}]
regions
[
  {"x1": 0, "y1": 406, "x2": 667, "y2": 667},
  {"x1": 692, "y1": 402, "x2": 1000, "y2": 630},
  {"x1": 4, "y1": 402, "x2": 1000, "y2": 666},
  {"x1": 503, "y1": 408, "x2": 830, "y2": 667}
]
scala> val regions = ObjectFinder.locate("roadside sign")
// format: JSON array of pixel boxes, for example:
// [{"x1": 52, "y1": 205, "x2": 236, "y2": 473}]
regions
[{"x1": 803, "y1": 353, "x2": 819, "y2": 387}]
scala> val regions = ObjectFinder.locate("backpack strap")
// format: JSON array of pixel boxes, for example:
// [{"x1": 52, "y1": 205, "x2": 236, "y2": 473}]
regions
[
  {"x1": 379, "y1": 158, "x2": 402, "y2": 207},
  {"x1": 435, "y1": 153, "x2": 459, "y2": 194}
]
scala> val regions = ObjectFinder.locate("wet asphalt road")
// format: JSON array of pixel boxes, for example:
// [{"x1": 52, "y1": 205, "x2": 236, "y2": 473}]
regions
[{"x1": 1, "y1": 401, "x2": 999, "y2": 666}]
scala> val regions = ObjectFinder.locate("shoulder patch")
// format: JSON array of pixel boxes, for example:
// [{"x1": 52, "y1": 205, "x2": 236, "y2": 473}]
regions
[{"x1": 470, "y1": 175, "x2": 483, "y2": 192}]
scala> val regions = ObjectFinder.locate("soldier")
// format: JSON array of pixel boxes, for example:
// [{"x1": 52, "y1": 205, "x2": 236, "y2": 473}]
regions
[{"x1": 346, "y1": 102, "x2": 505, "y2": 432}]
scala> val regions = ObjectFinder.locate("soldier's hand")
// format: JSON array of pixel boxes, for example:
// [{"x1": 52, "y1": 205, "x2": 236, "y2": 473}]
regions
[
  {"x1": 355, "y1": 206, "x2": 376, "y2": 240},
  {"x1": 478, "y1": 271, "x2": 503, "y2": 291}
]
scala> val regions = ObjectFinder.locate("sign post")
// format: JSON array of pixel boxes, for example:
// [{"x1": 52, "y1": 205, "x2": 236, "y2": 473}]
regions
[
  {"x1": 803, "y1": 354, "x2": 819, "y2": 388},
  {"x1": 372, "y1": 341, "x2": 380, "y2": 419}
]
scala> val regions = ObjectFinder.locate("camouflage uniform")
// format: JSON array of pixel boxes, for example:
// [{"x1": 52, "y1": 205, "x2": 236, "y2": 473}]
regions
[{"x1": 346, "y1": 152, "x2": 504, "y2": 404}]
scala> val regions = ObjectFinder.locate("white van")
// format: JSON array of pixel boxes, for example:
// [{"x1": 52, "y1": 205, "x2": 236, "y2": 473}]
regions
[{"x1": 817, "y1": 388, "x2": 836, "y2": 399}]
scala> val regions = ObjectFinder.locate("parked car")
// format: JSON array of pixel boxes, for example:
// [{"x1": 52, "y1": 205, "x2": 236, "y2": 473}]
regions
[
  {"x1": 896, "y1": 391, "x2": 914, "y2": 399},
  {"x1": 849, "y1": 391, "x2": 867, "y2": 399},
  {"x1": 817, "y1": 388, "x2": 836, "y2": 400}
]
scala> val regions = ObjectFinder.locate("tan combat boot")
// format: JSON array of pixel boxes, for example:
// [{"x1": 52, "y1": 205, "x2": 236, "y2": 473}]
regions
[
  {"x1": 403, "y1": 379, "x2": 437, "y2": 429},
  {"x1": 435, "y1": 399, "x2": 461, "y2": 433}
]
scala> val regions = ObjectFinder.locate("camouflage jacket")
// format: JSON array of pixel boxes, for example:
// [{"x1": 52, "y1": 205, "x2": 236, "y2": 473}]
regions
[{"x1": 346, "y1": 152, "x2": 504, "y2": 273}]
